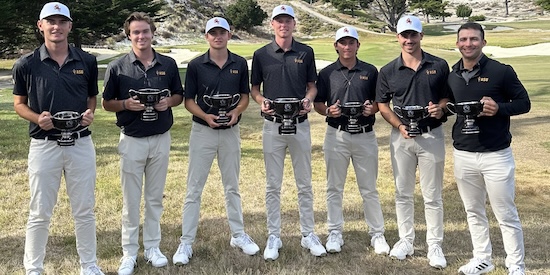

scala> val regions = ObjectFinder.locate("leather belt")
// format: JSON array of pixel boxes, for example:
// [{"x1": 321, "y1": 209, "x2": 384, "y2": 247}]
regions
[
  {"x1": 35, "y1": 129, "x2": 91, "y2": 141},
  {"x1": 263, "y1": 114, "x2": 307, "y2": 124},
  {"x1": 328, "y1": 122, "x2": 373, "y2": 134}
]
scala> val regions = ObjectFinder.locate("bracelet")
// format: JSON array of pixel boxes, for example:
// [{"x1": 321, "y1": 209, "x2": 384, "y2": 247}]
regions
[
  {"x1": 397, "y1": 123, "x2": 406, "y2": 130},
  {"x1": 122, "y1": 99, "x2": 127, "y2": 110}
]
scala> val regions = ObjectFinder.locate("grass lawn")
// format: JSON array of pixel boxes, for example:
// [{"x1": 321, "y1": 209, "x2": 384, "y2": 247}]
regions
[{"x1": 1, "y1": 26, "x2": 549, "y2": 274}]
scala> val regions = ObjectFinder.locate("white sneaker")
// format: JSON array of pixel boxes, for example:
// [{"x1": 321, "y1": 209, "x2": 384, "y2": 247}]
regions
[
  {"x1": 144, "y1": 247, "x2": 168, "y2": 267},
  {"x1": 117, "y1": 256, "x2": 137, "y2": 275},
  {"x1": 80, "y1": 264, "x2": 104, "y2": 275},
  {"x1": 173, "y1": 243, "x2": 193, "y2": 266},
  {"x1": 508, "y1": 264, "x2": 525, "y2": 275},
  {"x1": 263, "y1": 234, "x2": 282, "y2": 261},
  {"x1": 389, "y1": 238, "x2": 414, "y2": 260},
  {"x1": 427, "y1": 244, "x2": 447, "y2": 269},
  {"x1": 370, "y1": 233, "x2": 390, "y2": 255},
  {"x1": 230, "y1": 233, "x2": 260, "y2": 255},
  {"x1": 458, "y1": 258, "x2": 495, "y2": 275},
  {"x1": 301, "y1": 232, "x2": 327, "y2": 257},
  {"x1": 325, "y1": 230, "x2": 344, "y2": 253}
]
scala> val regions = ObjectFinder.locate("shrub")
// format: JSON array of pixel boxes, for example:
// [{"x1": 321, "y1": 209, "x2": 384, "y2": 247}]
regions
[
  {"x1": 469, "y1": 14, "x2": 486, "y2": 21},
  {"x1": 456, "y1": 4, "x2": 473, "y2": 19}
]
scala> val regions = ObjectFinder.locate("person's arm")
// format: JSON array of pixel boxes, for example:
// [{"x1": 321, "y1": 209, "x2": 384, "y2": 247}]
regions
[
  {"x1": 184, "y1": 98, "x2": 219, "y2": 128},
  {"x1": 81, "y1": 96, "x2": 97, "y2": 127},
  {"x1": 301, "y1": 82, "x2": 317, "y2": 114}
]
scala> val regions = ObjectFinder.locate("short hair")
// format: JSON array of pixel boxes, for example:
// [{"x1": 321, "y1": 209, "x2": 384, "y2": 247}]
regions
[
  {"x1": 123, "y1": 12, "x2": 156, "y2": 36},
  {"x1": 457, "y1": 22, "x2": 484, "y2": 40}
]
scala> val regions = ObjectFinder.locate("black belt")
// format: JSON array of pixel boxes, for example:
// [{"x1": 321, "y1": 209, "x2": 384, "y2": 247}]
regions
[
  {"x1": 328, "y1": 122, "x2": 373, "y2": 134},
  {"x1": 418, "y1": 124, "x2": 441, "y2": 133},
  {"x1": 35, "y1": 131, "x2": 91, "y2": 141},
  {"x1": 194, "y1": 119, "x2": 236, "y2": 130},
  {"x1": 263, "y1": 114, "x2": 307, "y2": 124}
]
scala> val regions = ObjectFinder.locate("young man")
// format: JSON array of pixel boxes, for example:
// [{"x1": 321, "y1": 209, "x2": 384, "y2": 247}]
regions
[
  {"x1": 102, "y1": 12, "x2": 184, "y2": 275},
  {"x1": 449, "y1": 22, "x2": 530, "y2": 275},
  {"x1": 313, "y1": 26, "x2": 390, "y2": 255},
  {"x1": 250, "y1": 4, "x2": 326, "y2": 260},
  {"x1": 375, "y1": 15, "x2": 449, "y2": 269},
  {"x1": 12, "y1": 2, "x2": 104, "y2": 275},
  {"x1": 172, "y1": 17, "x2": 259, "y2": 266}
]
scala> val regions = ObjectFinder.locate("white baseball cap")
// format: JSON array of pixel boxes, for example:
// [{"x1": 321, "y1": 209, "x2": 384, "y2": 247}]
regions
[
  {"x1": 39, "y1": 2, "x2": 72, "y2": 21},
  {"x1": 272, "y1": 5, "x2": 295, "y2": 19},
  {"x1": 335, "y1": 26, "x2": 359, "y2": 42},
  {"x1": 205, "y1": 17, "x2": 230, "y2": 34},
  {"x1": 396, "y1": 15, "x2": 422, "y2": 34}
]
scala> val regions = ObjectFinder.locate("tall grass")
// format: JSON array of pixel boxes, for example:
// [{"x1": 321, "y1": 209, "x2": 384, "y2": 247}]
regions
[{"x1": 1, "y1": 31, "x2": 549, "y2": 274}]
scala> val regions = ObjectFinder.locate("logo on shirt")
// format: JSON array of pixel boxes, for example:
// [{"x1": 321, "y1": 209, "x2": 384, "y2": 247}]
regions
[
  {"x1": 425, "y1": 69, "x2": 437, "y2": 75},
  {"x1": 478, "y1": 77, "x2": 489, "y2": 82},
  {"x1": 72, "y1": 69, "x2": 84, "y2": 75},
  {"x1": 156, "y1": 70, "x2": 166, "y2": 76},
  {"x1": 230, "y1": 69, "x2": 239, "y2": 74},
  {"x1": 360, "y1": 75, "x2": 369, "y2": 80}
]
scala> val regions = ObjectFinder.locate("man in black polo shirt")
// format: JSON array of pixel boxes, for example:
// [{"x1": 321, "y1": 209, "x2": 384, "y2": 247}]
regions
[
  {"x1": 375, "y1": 15, "x2": 449, "y2": 268},
  {"x1": 13, "y1": 2, "x2": 104, "y2": 275},
  {"x1": 172, "y1": 17, "x2": 259, "y2": 266},
  {"x1": 449, "y1": 22, "x2": 530, "y2": 275},
  {"x1": 102, "y1": 12, "x2": 183, "y2": 275},
  {"x1": 250, "y1": 4, "x2": 326, "y2": 260},
  {"x1": 313, "y1": 26, "x2": 390, "y2": 255}
]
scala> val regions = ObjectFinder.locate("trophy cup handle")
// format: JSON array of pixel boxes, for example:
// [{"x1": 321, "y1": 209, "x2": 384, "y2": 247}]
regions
[
  {"x1": 423, "y1": 106, "x2": 430, "y2": 118},
  {"x1": 446, "y1": 102, "x2": 457, "y2": 115},
  {"x1": 129, "y1": 89, "x2": 138, "y2": 98},
  {"x1": 203, "y1": 95, "x2": 213, "y2": 107},
  {"x1": 160, "y1": 89, "x2": 171, "y2": 97},
  {"x1": 230, "y1": 94, "x2": 241, "y2": 108},
  {"x1": 393, "y1": 106, "x2": 403, "y2": 118}
]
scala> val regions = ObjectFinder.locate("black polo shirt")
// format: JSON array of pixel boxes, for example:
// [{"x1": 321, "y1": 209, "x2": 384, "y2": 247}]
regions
[
  {"x1": 448, "y1": 54, "x2": 530, "y2": 152},
  {"x1": 376, "y1": 51, "x2": 450, "y2": 128},
  {"x1": 102, "y1": 50, "x2": 184, "y2": 138},
  {"x1": 315, "y1": 58, "x2": 378, "y2": 126},
  {"x1": 12, "y1": 44, "x2": 98, "y2": 139},
  {"x1": 185, "y1": 50, "x2": 250, "y2": 128},
  {"x1": 251, "y1": 39, "x2": 317, "y2": 99}
]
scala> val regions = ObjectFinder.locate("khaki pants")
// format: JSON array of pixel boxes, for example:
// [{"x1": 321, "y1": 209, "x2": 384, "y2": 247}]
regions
[
  {"x1": 119, "y1": 131, "x2": 170, "y2": 257},
  {"x1": 263, "y1": 119, "x2": 314, "y2": 237},
  {"x1": 324, "y1": 127, "x2": 385, "y2": 235},
  {"x1": 389, "y1": 126, "x2": 445, "y2": 246},
  {"x1": 454, "y1": 147, "x2": 524, "y2": 269},
  {"x1": 180, "y1": 122, "x2": 245, "y2": 244},
  {"x1": 24, "y1": 136, "x2": 97, "y2": 273}
]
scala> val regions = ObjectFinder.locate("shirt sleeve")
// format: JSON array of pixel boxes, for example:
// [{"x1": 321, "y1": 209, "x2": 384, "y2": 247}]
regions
[
  {"x1": 250, "y1": 51, "x2": 262, "y2": 86},
  {"x1": 314, "y1": 68, "x2": 328, "y2": 103},
  {"x1": 184, "y1": 61, "x2": 198, "y2": 100},
  {"x1": 498, "y1": 65, "x2": 530, "y2": 116},
  {"x1": 375, "y1": 68, "x2": 392, "y2": 103}
]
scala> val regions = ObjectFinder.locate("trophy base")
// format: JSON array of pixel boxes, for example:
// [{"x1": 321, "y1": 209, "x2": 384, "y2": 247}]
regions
[
  {"x1": 141, "y1": 112, "x2": 159, "y2": 121},
  {"x1": 462, "y1": 128, "x2": 480, "y2": 134},
  {"x1": 57, "y1": 139, "x2": 76, "y2": 146},
  {"x1": 407, "y1": 128, "x2": 422, "y2": 137},
  {"x1": 279, "y1": 126, "x2": 297, "y2": 135},
  {"x1": 215, "y1": 116, "x2": 230, "y2": 126},
  {"x1": 345, "y1": 124, "x2": 361, "y2": 133}
]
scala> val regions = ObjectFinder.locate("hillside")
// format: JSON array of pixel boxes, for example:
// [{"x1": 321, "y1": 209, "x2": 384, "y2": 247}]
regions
[{"x1": 149, "y1": 0, "x2": 549, "y2": 46}]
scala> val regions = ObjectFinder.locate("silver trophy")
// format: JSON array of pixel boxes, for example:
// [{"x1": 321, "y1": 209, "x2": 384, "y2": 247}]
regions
[
  {"x1": 129, "y1": 88, "x2": 170, "y2": 121},
  {"x1": 447, "y1": 101, "x2": 484, "y2": 134},
  {"x1": 51, "y1": 111, "x2": 82, "y2": 146},
  {"x1": 203, "y1": 93, "x2": 241, "y2": 125},
  {"x1": 393, "y1": 105, "x2": 429, "y2": 137},
  {"x1": 267, "y1": 98, "x2": 303, "y2": 135},
  {"x1": 340, "y1": 102, "x2": 365, "y2": 133}
]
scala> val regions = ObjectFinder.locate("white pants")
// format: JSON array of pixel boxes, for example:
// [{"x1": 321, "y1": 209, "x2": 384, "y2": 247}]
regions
[
  {"x1": 389, "y1": 126, "x2": 445, "y2": 246},
  {"x1": 119, "y1": 132, "x2": 170, "y2": 257},
  {"x1": 263, "y1": 119, "x2": 315, "y2": 236},
  {"x1": 454, "y1": 147, "x2": 525, "y2": 269},
  {"x1": 180, "y1": 123, "x2": 245, "y2": 244},
  {"x1": 24, "y1": 136, "x2": 97, "y2": 273},
  {"x1": 324, "y1": 127, "x2": 385, "y2": 235}
]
